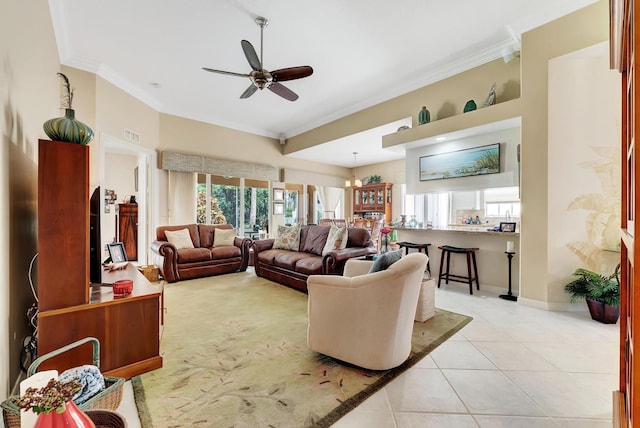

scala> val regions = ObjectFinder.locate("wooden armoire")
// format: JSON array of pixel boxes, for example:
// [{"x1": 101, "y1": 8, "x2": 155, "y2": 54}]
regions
[
  {"x1": 612, "y1": 0, "x2": 640, "y2": 425},
  {"x1": 117, "y1": 203, "x2": 138, "y2": 261},
  {"x1": 37, "y1": 139, "x2": 163, "y2": 378}
]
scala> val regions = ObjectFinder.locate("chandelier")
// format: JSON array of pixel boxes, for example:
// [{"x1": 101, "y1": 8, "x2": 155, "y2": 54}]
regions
[{"x1": 345, "y1": 152, "x2": 362, "y2": 187}]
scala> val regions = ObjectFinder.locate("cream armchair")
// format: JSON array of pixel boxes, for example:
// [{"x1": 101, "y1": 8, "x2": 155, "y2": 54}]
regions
[{"x1": 307, "y1": 252, "x2": 429, "y2": 370}]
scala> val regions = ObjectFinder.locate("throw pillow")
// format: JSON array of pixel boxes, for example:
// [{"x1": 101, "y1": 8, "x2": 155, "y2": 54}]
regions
[
  {"x1": 213, "y1": 228, "x2": 236, "y2": 247},
  {"x1": 272, "y1": 224, "x2": 301, "y2": 251},
  {"x1": 165, "y1": 228, "x2": 194, "y2": 250},
  {"x1": 321, "y1": 226, "x2": 348, "y2": 256},
  {"x1": 368, "y1": 249, "x2": 403, "y2": 273}
]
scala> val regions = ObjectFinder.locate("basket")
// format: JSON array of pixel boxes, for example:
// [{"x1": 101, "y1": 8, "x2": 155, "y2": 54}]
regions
[
  {"x1": 86, "y1": 410, "x2": 127, "y2": 428},
  {"x1": 138, "y1": 264, "x2": 159, "y2": 282},
  {"x1": 1, "y1": 337, "x2": 125, "y2": 428}
]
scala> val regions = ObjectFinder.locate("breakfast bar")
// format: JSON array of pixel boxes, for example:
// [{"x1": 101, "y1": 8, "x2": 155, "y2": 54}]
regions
[{"x1": 393, "y1": 226, "x2": 520, "y2": 295}]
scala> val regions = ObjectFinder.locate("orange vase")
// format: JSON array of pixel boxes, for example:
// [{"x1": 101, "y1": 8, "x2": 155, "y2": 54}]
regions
[{"x1": 34, "y1": 401, "x2": 95, "y2": 428}]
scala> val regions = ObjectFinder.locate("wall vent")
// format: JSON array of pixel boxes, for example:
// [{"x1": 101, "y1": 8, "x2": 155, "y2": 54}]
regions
[{"x1": 124, "y1": 128, "x2": 141, "y2": 144}]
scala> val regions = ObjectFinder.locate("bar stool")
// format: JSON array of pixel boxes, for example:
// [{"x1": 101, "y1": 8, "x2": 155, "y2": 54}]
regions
[
  {"x1": 397, "y1": 242, "x2": 431, "y2": 275},
  {"x1": 437, "y1": 245, "x2": 479, "y2": 294}
]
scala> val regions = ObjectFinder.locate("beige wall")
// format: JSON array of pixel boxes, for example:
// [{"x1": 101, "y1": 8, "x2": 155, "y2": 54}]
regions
[
  {"x1": 286, "y1": 58, "x2": 521, "y2": 154},
  {"x1": 520, "y1": 0, "x2": 610, "y2": 306},
  {"x1": 1, "y1": 0, "x2": 60, "y2": 398}
]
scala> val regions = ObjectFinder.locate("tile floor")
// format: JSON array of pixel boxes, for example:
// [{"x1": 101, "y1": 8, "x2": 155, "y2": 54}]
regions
[{"x1": 116, "y1": 282, "x2": 619, "y2": 427}]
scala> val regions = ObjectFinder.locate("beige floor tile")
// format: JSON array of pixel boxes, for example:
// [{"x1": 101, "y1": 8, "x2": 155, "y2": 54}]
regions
[
  {"x1": 474, "y1": 415, "x2": 559, "y2": 427},
  {"x1": 395, "y1": 412, "x2": 479, "y2": 427},
  {"x1": 430, "y1": 341, "x2": 497, "y2": 369},
  {"x1": 332, "y1": 409, "x2": 398, "y2": 428},
  {"x1": 385, "y1": 368, "x2": 467, "y2": 413},
  {"x1": 442, "y1": 369, "x2": 546, "y2": 416},
  {"x1": 523, "y1": 342, "x2": 619, "y2": 373},
  {"x1": 473, "y1": 341, "x2": 559, "y2": 371}
]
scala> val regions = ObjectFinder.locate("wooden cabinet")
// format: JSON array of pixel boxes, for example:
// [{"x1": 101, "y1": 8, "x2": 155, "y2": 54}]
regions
[
  {"x1": 117, "y1": 203, "x2": 138, "y2": 261},
  {"x1": 37, "y1": 140, "x2": 162, "y2": 379},
  {"x1": 353, "y1": 182, "x2": 392, "y2": 224}
]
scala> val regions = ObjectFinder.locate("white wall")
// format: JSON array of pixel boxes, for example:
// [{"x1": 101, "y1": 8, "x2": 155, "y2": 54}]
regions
[
  {"x1": 547, "y1": 43, "x2": 621, "y2": 304},
  {"x1": 405, "y1": 127, "x2": 520, "y2": 194},
  {"x1": 103, "y1": 153, "x2": 138, "y2": 254}
]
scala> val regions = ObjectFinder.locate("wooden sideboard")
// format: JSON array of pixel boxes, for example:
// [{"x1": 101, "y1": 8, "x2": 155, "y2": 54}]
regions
[{"x1": 37, "y1": 140, "x2": 163, "y2": 379}]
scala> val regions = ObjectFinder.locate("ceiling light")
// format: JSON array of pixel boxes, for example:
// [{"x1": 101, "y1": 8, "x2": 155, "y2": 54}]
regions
[{"x1": 345, "y1": 152, "x2": 362, "y2": 187}]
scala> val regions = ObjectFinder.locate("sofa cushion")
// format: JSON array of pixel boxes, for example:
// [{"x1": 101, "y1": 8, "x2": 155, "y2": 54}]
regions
[
  {"x1": 157, "y1": 224, "x2": 200, "y2": 247},
  {"x1": 301, "y1": 225, "x2": 330, "y2": 255},
  {"x1": 211, "y1": 245, "x2": 241, "y2": 259},
  {"x1": 213, "y1": 228, "x2": 236, "y2": 247},
  {"x1": 368, "y1": 250, "x2": 403, "y2": 273},
  {"x1": 177, "y1": 248, "x2": 212, "y2": 263},
  {"x1": 273, "y1": 251, "x2": 310, "y2": 270},
  {"x1": 347, "y1": 227, "x2": 371, "y2": 247},
  {"x1": 165, "y1": 228, "x2": 195, "y2": 250},
  {"x1": 322, "y1": 226, "x2": 348, "y2": 256},
  {"x1": 294, "y1": 256, "x2": 324, "y2": 275},
  {"x1": 273, "y1": 225, "x2": 301, "y2": 251}
]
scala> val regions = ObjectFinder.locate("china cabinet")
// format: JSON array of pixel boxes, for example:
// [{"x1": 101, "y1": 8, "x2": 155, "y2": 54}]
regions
[{"x1": 353, "y1": 182, "x2": 392, "y2": 224}]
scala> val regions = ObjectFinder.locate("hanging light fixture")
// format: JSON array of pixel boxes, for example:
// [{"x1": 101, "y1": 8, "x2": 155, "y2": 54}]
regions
[{"x1": 345, "y1": 152, "x2": 362, "y2": 187}]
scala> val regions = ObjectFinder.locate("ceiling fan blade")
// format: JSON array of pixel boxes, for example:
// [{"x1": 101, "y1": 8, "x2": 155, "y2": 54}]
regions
[
  {"x1": 268, "y1": 82, "x2": 298, "y2": 101},
  {"x1": 202, "y1": 67, "x2": 249, "y2": 78},
  {"x1": 240, "y1": 84, "x2": 258, "y2": 99},
  {"x1": 271, "y1": 66, "x2": 313, "y2": 82},
  {"x1": 241, "y1": 40, "x2": 262, "y2": 71}
]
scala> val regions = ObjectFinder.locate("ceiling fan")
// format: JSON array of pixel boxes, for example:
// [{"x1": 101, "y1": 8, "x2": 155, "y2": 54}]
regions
[{"x1": 202, "y1": 16, "x2": 313, "y2": 101}]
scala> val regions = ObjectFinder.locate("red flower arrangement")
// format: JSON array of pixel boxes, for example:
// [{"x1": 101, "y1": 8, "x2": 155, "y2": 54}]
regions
[{"x1": 381, "y1": 227, "x2": 391, "y2": 234}]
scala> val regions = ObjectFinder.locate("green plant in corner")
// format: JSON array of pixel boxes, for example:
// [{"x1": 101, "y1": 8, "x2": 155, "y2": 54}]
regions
[{"x1": 564, "y1": 266, "x2": 620, "y2": 308}]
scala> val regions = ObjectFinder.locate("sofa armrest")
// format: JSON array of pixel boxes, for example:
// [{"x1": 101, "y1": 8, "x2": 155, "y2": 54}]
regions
[
  {"x1": 234, "y1": 236, "x2": 252, "y2": 271},
  {"x1": 252, "y1": 238, "x2": 275, "y2": 253},
  {"x1": 322, "y1": 246, "x2": 377, "y2": 274},
  {"x1": 150, "y1": 240, "x2": 179, "y2": 283}
]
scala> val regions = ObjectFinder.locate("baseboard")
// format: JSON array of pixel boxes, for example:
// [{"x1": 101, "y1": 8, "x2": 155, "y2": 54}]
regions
[{"x1": 517, "y1": 297, "x2": 588, "y2": 312}]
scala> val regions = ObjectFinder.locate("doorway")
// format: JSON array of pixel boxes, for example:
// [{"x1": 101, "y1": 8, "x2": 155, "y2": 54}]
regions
[{"x1": 100, "y1": 134, "x2": 158, "y2": 264}]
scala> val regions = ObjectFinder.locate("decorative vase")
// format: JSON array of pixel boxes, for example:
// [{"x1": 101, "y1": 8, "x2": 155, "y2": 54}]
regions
[
  {"x1": 585, "y1": 298, "x2": 620, "y2": 324},
  {"x1": 380, "y1": 233, "x2": 391, "y2": 254},
  {"x1": 418, "y1": 106, "x2": 430, "y2": 125},
  {"x1": 408, "y1": 215, "x2": 418, "y2": 228},
  {"x1": 463, "y1": 100, "x2": 477, "y2": 113},
  {"x1": 400, "y1": 214, "x2": 407, "y2": 227},
  {"x1": 35, "y1": 400, "x2": 96, "y2": 428},
  {"x1": 43, "y1": 108, "x2": 94, "y2": 145}
]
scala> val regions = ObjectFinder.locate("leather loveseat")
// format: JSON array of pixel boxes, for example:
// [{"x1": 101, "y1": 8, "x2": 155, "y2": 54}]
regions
[
  {"x1": 252, "y1": 225, "x2": 377, "y2": 293},
  {"x1": 150, "y1": 224, "x2": 251, "y2": 283}
]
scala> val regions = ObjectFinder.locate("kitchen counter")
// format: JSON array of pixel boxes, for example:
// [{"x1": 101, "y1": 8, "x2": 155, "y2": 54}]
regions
[
  {"x1": 393, "y1": 227, "x2": 520, "y2": 295},
  {"x1": 393, "y1": 225, "x2": 519, "y2": 236}
]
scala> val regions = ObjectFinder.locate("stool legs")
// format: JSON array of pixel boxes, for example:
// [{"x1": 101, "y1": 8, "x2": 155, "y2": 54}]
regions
[{"x1": 437, "y1": 246, "x2": 479, "y2": 295}]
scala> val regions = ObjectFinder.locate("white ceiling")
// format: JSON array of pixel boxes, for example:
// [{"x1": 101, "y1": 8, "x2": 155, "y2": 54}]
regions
[{"x1": 49, "y1": 0, "x2": 597, "y2": 167}]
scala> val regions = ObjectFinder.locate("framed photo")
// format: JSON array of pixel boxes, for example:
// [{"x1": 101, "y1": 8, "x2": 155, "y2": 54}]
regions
[
  {"x1": 419, "y1": 143, "x2": 500, "y2": 181},
  {"x1": 499, "y1": 222, "x2": 517, "y2": 233},
  {"x1": 273, "y1": 188, "x2": 284, "y2": 202},
  {"x1": 273, "y1": 202, "x2": 284, "y2": 215},
  {"x1": 107, "y1": 242, "x2": 128, "y2": 263}
]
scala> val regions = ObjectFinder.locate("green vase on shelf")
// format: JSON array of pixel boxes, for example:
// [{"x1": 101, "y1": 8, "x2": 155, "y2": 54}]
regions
[
  {"x1": 418, "y1": 106, "x2": 430, "y2": 125},
  {"x1": 43, "y1": 108, "x2": 94, "y2": 145}
]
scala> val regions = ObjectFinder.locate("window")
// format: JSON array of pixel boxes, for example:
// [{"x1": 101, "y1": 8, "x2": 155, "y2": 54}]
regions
[
  {"x1": 484, "y1": 186, "x2": 520, "y2": 219},
  {"x1": 244, "y1": 179, "x2": 269, "y2": 230},
  {"x1": 402, "y1": 184, "x2": 449, "y2": 228}
]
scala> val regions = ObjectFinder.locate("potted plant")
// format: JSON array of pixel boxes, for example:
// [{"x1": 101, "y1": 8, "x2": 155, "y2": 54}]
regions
[
  {"x1": 368, "y1": 175, "x2": 382, "y2": 184},
  {"x1": 564, "y1": 264, "x2": 620, "y2": 324}
]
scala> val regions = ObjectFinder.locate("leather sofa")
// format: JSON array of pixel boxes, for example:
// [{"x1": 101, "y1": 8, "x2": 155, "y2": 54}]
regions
[
  {"x1": 150, "y1": 224, "x2": 251, "y2": 283},
  {"x1": 252, "y1": 225, "x2": 377, "y2": 293}
]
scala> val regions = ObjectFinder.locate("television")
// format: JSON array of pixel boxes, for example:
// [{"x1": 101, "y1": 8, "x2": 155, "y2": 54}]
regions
[{"x1": 89, "y1": 186, "x2": 102, "y2": 284}]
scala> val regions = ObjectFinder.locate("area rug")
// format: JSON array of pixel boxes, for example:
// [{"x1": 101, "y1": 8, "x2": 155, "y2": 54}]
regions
[{"x1": 132, "y1": 270, "x2": 472, "y2": 427}]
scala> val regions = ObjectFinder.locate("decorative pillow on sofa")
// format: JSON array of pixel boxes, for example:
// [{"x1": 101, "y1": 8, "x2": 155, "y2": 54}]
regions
[
  {"x1": 322, "y1": 226, "x2": 348, "y2": 256},
  {"x1": 368, "y1": 249, "x2": 403, "y2": 273},
  {"x1": 213, "y1": 228, "x2": 236, "y2": 247},
  {"x1": 273, "y1": 225, "x2": 301, "y2": 251},
  {"x1": 165, "y1": 228, "x2": 195, "y2": 250}
]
